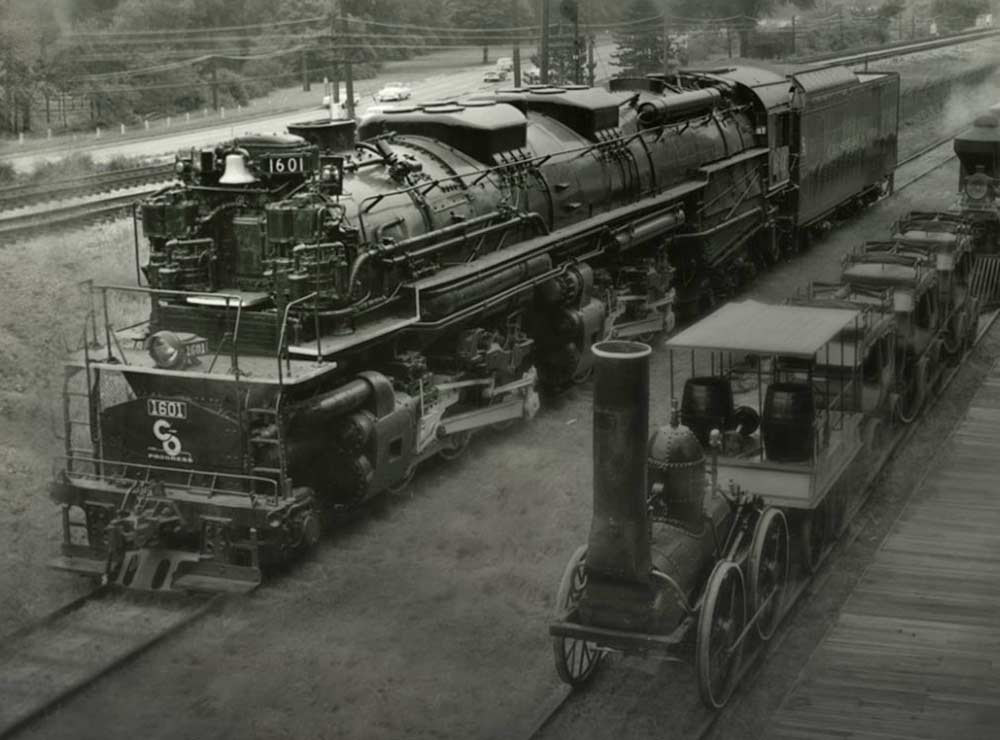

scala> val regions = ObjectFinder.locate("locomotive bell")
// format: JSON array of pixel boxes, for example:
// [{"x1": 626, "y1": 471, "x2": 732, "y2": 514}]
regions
[
  {"x1": 647, "y1": 402, "x2": 706, "y2": 527},
  {"x1": 219, "y1": 153, "x2": 257, "y2": 185}
]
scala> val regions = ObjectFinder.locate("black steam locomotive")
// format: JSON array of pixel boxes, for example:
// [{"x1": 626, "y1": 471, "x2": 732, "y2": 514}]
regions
[{"x1": 51, "y1": 65, "x2": 899, "y2": 591}]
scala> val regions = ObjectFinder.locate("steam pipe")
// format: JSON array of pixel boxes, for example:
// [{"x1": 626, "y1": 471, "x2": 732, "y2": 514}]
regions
[
  {"x1": 587, "y1": 340, "x2": 653, "y2": 585},
  {"x1": 297, "y1": 378, "x2": 372, "y2": 425}
]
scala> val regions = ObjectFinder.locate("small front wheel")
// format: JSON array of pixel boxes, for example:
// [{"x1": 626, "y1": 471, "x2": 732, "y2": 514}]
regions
[{"x1": 552, "y1": 545, "x2": 602, "y2": 686}]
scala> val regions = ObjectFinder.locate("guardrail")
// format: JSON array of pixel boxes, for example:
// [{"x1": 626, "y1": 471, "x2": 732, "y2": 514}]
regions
[
  {"x1": 0, "y1": 163, "x2": 175, "y2": 212},
  {"x1": 797, "y1": 26, "x2": 1000, "y2": 68}
]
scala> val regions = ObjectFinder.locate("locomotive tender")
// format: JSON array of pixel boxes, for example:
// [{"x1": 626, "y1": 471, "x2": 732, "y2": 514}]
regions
[{"x1": 51, "y1": 65, "x2": 899, "y2": 591}]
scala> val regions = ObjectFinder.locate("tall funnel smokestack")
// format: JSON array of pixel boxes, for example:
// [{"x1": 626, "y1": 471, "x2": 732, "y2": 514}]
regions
[{"x1": 587, "y1": 340, "x2": 652, "y2": 585}]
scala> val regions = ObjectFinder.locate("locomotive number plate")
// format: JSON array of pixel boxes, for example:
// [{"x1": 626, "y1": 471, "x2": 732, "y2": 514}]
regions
[
  {"x1": 265, "y1": 155, "x2": 307, "y2": 175},
  {"x1": 146, "y1": 398, "x2": 188, "y2": 420}
]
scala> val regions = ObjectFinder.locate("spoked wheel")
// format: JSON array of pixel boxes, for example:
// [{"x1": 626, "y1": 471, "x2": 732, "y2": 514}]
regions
[
  {"x1": 552, "y1": 545, "x2": 603, "y2": 686},
  {"x1": 438, "y1": 431, "x2": 471, "y2": 461},
  {"x1": 386, "y1": 464, "x2": 417, "y2": 494},
  {"x1": 696, "y1": 560, "x2": 747, "y2": 709},
  {"x1": 965, "y1": 302, "x2": 980, "y2": 351},
  {"x1": 944, "y1": 313, "x2": 967, "y2": 364},
  {"x1": 749, "y1": 509, "x2": 789, "y2": 642},
  {"x1": 799, "y1": 499, "x2": 829, "y2": 575},
  {"x1": 489, "y1": 395, "x2": 519, "y2": 432},
  {"x1": 894, "y1": 355, "x2": 923, "y2": 424},
  {"x1": 571, "y1": 365, "x2": 594, "y2": 385}
]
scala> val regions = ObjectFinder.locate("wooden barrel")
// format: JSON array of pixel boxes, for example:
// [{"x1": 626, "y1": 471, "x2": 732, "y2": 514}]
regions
[
  {"x1": 762, "y1": 383, "x2": 814, "y2": 462},
  {"x1": 681, "y1": 377, "x2": 734, "y2": 447}
]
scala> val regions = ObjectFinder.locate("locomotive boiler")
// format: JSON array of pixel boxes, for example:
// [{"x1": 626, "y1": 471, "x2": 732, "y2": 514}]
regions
[{"x1": 50, "y1": 65, "x2": 899, "y2": 591}]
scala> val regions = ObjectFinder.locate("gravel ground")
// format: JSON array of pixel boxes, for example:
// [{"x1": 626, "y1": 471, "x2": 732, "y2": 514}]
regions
[{"x1": 3, "y1": 50, "x2": 1000, "y2": 740}]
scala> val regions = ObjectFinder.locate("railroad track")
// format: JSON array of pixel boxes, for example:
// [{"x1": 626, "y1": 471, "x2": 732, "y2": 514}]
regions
[
  {"x1": 0, "y1": 191, "x2": 161, "y2": 242},
  {"x1": 799, "y1": 26, "x2": 1000, "y2": 69},
  {"x1": 519, "y1": 138, "x2": 994, "y2": 740},
  {"x1": 0, "y1": 163, "x2": 174, "y2": 212},
  {"x1": 0, "y1": 586, "x2": 222, "y2": 739}
]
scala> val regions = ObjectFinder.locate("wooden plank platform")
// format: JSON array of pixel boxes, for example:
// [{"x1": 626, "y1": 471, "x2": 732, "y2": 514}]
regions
[{"x1": 767, "y1": 363, "x2": 1000, "y2": 740}]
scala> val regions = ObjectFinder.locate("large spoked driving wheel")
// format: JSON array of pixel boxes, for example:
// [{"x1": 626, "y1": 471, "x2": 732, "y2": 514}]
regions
[
  {"x1": 696, "y1": 560, "x2": 746, "y2": 709},
  {"x1": 749, "y1": 508, "x2": 789, "y2": 642},
  {"x1": 552, "y1": 545, "x2": 603, "y2": 686}
]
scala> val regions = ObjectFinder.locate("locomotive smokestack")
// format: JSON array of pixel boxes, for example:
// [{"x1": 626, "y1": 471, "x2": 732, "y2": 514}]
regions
[{"x1": 587, "y1": 341, "x2": 652, "y2": 585}]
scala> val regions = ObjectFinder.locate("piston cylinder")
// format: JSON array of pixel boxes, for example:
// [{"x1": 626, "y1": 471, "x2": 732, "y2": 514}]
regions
[{"x1": 586, "y1": 340, "x2": 652, "y2": 585}]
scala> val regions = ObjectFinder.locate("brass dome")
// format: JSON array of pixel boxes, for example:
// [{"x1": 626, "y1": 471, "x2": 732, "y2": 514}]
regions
[{"x1": 647, "y1": 412, "x2": 704, "y2": 470}]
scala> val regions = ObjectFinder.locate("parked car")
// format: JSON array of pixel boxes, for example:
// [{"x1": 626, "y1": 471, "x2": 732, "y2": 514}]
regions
[
  {"x1": 377, "y1": 82, "x2": 412, "y2": 102},
  {"x1": 483, "y1": 70, "x2": 504, "y2": 83},
  {"x1": 496, "y1": 57, "x2": 513, "y2": 72}
]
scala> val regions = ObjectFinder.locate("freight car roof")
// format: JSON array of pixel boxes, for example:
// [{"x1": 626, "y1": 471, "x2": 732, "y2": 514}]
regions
[{"x1": 665, "y1": 300, "x2": 860, "y2": 358}]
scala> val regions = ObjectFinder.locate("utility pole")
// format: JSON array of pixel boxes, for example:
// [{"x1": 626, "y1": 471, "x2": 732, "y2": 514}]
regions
[
  {"x1": 540, "y1": 0, "x2": 550, "y2": 84},
  {"x1": 587, "y1": 34, "x2": 595, "y2": 86},
  {"x1": 512, "y1": 0, "x2": 521, "y2": 87},
  {"x1": 211, "y1": 60, "x2": 219, "y2": 111},
  {"x1": 838, "y1": 6, "x2": 845, "y2": 46},
  {"x1": 573, "y1": 5, "x2": 581, "y2": 84},
  {"x1": 339, "y1": 1, "x2": 354, "y2": 118},
  {"x1": 663, "y1": 14, "x2": 670, "y2": 76},
  {"x1": 790, "y1": 16, "x2": 796, "y2": 56},
  {"x1": 301, "y1": 49, "x2": 310, "y2": 91},
  {"x1": 329, "y1": 2, "x2": 340, "y2": 103}
]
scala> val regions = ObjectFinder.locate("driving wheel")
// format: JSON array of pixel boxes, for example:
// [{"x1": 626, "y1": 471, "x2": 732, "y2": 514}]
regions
[
  {"x1": 749, "y1": 508, "x2": 789, "y2": 641},
  {"x1": 696, "y1": 560, "x2": 746, "y2": 709}
]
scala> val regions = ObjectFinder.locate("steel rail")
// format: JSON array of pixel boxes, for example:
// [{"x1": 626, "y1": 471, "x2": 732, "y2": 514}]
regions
[
  {"x1": 0, "y1": 191, "x2": 158, "y2": 242},
  {"x1": 797, "y1": 27, "x2": 1000, "y2": 69},
  {"x1": 520, "y1": 136, "x2": 991, "y2": 740},
  {"x1": 0, "y1": 586, "x2": 224, "y2": 739},
  {"x1": 0, "y1": 163, "x2": 174, "y2": 212}
]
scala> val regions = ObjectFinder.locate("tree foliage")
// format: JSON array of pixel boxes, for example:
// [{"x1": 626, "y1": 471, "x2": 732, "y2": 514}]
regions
[
  {"x1": 932, "y1": 0, "x2": 989, "y2": 33},
  {"x1": 612, "y1": 0, "x2": 663, "y2": 76},
  {"x1": 0, "y1": 0, "x2": 617, "y2": 134}
]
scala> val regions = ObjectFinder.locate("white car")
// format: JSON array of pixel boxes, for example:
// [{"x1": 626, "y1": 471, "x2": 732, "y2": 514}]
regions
[
  {"x1": 377, "y1": 82, "x2": 412, "y2": 102},
  {"x1": 483, "y1": 70, "x2": 504, "y2": 83},
  {"x1": 496, "y1": 57, "x2": 513, "y2": 72}
]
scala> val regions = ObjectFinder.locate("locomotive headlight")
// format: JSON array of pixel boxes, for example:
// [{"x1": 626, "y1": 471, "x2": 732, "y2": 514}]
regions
[
  {"x1": 146, "y1": 331, "x2": 187, "y2": 369},
  {"x1": 966, "y1": 178, "x2": 989, "y2": 201}
]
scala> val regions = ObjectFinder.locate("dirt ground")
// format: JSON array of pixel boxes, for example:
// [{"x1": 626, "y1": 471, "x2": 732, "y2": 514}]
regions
[{"x1": 4, "y1": 42, "x2": 1000, "y2": 740}]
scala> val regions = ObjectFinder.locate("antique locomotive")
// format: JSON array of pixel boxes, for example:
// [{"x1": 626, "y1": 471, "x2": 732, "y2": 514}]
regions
[
  {"x1": 549, "y1": 340, "x2": 788, "y2": 709},
  {"x1": 550, "y1": 199, "x2": 984, "y2": 706},
  {"x1": 51, "y1": 65, "x2": 900, "y2": 591}
]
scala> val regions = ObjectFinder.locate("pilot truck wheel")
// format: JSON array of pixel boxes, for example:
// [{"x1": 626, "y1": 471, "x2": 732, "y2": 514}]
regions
[{"x1": 552, "y1": 545, "x2": 603, "y2": 686}]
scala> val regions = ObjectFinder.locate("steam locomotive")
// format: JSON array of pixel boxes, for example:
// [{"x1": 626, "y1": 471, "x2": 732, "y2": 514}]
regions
[
  {"x1": 51, "y1": 65, "x2": 900, "y2": 591},
  {"x1": 549, "y1": 203, "x2": 982, "y2": 708}
]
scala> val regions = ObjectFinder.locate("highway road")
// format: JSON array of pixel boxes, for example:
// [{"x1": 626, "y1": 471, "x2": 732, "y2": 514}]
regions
[{"x1": 3, "y1": 44, "x2": 620, "y2": 174}]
